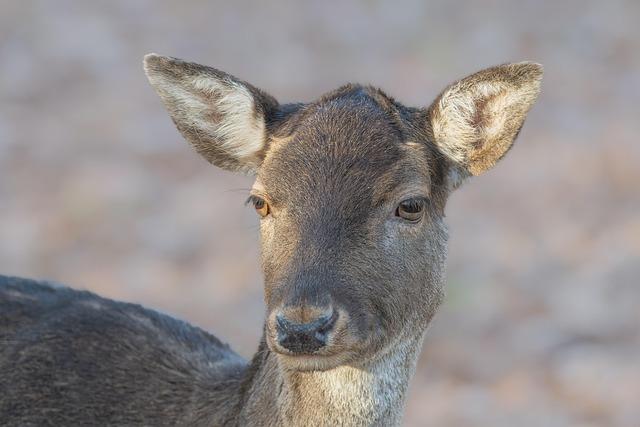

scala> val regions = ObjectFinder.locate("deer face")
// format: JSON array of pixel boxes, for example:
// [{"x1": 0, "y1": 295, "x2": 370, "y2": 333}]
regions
[
  {"x1": 145, "y1": 55, "x2": 542, "y2": 371},
  {"x1": 253, "y1": 93, "x2": 451, "y2": 370}
]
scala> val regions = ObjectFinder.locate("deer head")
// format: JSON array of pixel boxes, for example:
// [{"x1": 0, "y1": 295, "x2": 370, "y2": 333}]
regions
[{"x1": 144, "y1": 54, "x2": 542, "y2": 372}]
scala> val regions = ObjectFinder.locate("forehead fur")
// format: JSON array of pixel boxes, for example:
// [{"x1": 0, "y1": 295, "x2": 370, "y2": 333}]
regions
[{"x1": 260, "y1": 85, "x2": 441, "y2": 208}]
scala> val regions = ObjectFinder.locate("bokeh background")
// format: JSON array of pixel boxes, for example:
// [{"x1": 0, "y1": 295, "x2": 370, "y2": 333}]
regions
[{"x1": 1, "y1": 1, "x2": 639, "y2": 426}]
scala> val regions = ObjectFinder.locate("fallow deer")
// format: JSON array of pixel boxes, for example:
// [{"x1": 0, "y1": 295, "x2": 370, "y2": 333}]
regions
[{"x1": 0, "y1": 54, "x2": 542, "y2": 426}]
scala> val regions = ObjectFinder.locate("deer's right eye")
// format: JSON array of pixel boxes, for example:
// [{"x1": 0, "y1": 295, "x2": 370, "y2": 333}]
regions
[{"x1": 250, "y1": 196, "x2": 270, "y2": 218}]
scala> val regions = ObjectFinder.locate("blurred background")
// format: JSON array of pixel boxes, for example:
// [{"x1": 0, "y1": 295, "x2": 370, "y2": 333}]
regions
[{"x1": 1, "y1": 1, "x2": 639, "y2": 426}]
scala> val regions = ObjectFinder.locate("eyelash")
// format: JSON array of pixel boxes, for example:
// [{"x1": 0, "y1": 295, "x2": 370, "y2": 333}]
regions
[{"x1": 245, "y1": 195, "x2": 262, "y2": 207}]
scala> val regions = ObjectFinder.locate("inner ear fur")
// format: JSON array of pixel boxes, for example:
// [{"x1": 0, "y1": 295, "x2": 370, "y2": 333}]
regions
[
  {"x1": 144, "y1": 54, "x2": 280, "y2": 173},
  {"x1": 428, "y1": 62, "x2": 543, "y2": 181}
]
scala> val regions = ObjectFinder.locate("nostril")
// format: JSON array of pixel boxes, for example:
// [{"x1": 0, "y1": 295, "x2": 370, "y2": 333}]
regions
[
  {"x1": 275, "y1": 314, "x2": 288, "y2": 332},
  {"x1": 274, "y1": 309, "x2": 338, "y2": 354},
  {"x1": 316, "y1": 310, "x2": 337, "y2": 334}
]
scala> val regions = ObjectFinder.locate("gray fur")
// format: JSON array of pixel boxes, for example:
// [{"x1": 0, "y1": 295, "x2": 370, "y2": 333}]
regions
[{"x1": 0, "y1": 56, "x2": 542, "y2": 426}]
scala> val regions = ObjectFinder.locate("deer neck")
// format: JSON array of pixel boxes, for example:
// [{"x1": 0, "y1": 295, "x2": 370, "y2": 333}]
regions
[{"x1": 237, "y1": 329, "x2": 426, "y2": 427}]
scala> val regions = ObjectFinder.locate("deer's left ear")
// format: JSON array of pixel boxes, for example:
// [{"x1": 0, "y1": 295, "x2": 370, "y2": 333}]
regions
[
  {"x1": 144, "y1": 54, "x2": 281, "y2": 173},
  {"x1": 427, "y1": 62, "x2": 543, "y2": 189}
]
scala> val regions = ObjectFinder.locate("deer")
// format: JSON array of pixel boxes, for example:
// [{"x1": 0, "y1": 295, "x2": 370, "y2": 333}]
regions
[{"x1": 0, "y1": 54, "x2": 542, "y2": 426}]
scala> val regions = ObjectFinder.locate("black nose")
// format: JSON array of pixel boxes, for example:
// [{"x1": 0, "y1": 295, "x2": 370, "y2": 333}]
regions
[{"x1": 275, "y1": 310, "x2": 337, "y2": 354}]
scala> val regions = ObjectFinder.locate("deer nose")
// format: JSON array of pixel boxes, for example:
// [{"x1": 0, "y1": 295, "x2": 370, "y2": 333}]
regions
[{"x1": 275, "y1": 310, "x2": 337, "y2": 354}]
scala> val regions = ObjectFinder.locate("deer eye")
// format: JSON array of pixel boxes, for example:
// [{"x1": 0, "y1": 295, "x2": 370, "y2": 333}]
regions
[
  {"x1": 250, "y1": 196, "x2": 270, "y2": 218},
  {"x1": 395, "y1": 198, "x2": 425, "y2": 222}
]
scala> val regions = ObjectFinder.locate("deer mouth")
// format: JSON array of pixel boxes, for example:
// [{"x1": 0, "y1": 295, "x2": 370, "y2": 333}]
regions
[{"x1": 265, "y1": 308, "x2": 360, "y2": 370}]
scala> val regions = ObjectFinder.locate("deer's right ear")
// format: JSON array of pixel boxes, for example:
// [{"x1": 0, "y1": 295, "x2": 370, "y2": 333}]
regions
[{"x1": 144, "y1": 54, "x2": 279, "y2": 173}]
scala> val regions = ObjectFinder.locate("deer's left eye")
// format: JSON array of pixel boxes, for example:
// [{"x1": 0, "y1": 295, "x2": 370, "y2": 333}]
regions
[{"x1": 395, "y1": 198, "x2": 426, "y2": 222}]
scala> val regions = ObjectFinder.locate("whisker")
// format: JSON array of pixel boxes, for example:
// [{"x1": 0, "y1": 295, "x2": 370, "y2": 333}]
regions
[{"x1": 224, "y1": 187, "x2": 252, "y2": 194}]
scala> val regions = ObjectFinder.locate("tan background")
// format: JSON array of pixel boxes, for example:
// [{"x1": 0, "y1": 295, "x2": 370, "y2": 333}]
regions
[{"x1": 1, "y1": 1, "x2": 639, "y2": 426}]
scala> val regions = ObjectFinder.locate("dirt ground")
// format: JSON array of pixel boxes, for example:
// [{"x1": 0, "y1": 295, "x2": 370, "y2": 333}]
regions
[{"x1": 1, "y1": 1, "x2": 639, "y2": 426}]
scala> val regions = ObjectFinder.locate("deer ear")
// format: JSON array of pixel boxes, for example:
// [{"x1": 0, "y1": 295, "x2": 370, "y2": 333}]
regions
[
  {"x1": 144, "y1": 54, "x2": 279, "y2": 173},
  {"x1": 427, "y1": 62, "x2": 543, "y2": 189}
]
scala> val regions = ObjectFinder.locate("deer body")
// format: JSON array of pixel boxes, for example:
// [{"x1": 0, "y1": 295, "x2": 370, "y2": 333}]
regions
[
  {"x1": 0, "y1": 276, "x2": 419, "y2": 426},
  {"x1": 0, "y1": 55, "x2": 542, "y2": 426}
]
